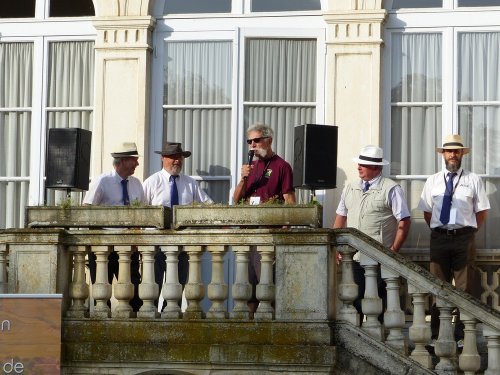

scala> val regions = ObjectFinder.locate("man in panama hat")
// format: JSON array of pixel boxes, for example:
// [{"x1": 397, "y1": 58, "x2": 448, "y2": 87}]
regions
[
  {"x1": 84, "y1": 141, "x2": 147, "y2": 312},
  {"x1": 143, "y1": 142, "x2": 212, "y2": 309},
  {"x1": 333, "y1": 145, "x2": 411, "y2": 325},
  {"x1": 418, "y1": 134, "x2": 490, "y2": 347}
]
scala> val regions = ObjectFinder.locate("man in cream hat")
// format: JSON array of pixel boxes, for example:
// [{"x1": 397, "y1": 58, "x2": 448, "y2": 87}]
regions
[
  {"x1": 143, "y1": 142, "x2": 212, "y2": 308},
  {"x1": 333, "y1": 145, "x2": 411, "y2": 324},
  {"x1": 84, "y1": 141, "x2": 146, "y2": 311},
  {"x1": 418, "y1": 134, "x2": 490, "y2": 347}
]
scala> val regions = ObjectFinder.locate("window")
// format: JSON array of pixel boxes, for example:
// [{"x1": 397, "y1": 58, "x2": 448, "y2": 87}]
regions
[
  {"x1": 391, "y1": 0, "x2": 442, "y2": 9},
  {"x1": 0, "y1": 0, "x2": 36, "y2": 18},
  {"x1": 164, "y1": 0, "x2": 231, "y2": 14},
  {"x1": 252, "y1": 0, "x2": 321, "y2": 12},
  {"x1": 50, "y1": 0, "x2": 95, "y2": 17},
  {"x1": 386, "y1": 8, "x2": 500, "y2": 249},
  {"x1": 458, "y1": 0, "x2": 500, "y2": 6},
  {"x1": 0, "y1": 43, "x2": 33, "y2": 228}
]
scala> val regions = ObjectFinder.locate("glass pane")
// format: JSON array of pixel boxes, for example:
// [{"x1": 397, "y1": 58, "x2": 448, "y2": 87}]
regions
[
  {"x1": 50, "y1": 0, "x2": 95, "y2": 17},
  {"x1": 162, "y1": 41, "x2": 232, "y2": 203},
  {"x1": 164, "y1": 0, "x2": 231, "y2": 14},
  {"x1": 458, "y1": 32, "x2": 500, "y2": 102},
  {"x1": 391, "y1": 0, "x2": 442, "y2": 8},
  {"x1": 391, "y1": 33, "x2": 442, "y2": 103},
  {"x1": 252, "y1": 0, "x2": 321, "y2": 12},
  {"x1": 0, "y1": 0, "x2": 35, "y2": 18},
  {"x1": 164, "y1": 41, "x2": 232, "y2": 105},
  {"x1": 458, "y1": 0, "x2": 500, "y2": 6}
]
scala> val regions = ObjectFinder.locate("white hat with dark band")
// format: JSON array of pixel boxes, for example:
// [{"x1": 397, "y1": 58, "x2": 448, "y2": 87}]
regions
[
  {"x1": 352, "y1": 145, "x2": 389, "y2": 166},
  {"x1": 436, "y1": 134, "x2": 470, "y2": 154}
]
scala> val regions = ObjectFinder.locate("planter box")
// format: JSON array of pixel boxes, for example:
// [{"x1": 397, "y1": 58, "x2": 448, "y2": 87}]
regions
[
  {"x1": 173, "y1": 204, "x2": 322, "y2": 229},
  {"x1": 25, "y1": 206, "x2": 171, "y2": 229}
]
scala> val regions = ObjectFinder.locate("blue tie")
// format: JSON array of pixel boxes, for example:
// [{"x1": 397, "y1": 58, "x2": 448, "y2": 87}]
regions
[
  {"x1": 363, "y1": 181, "x2": 370, "y2": 193},
  {"x1": 439, "y1": 172, "x2": 456, "y2": 225},
  {"x1": 121, "y1": 179, "x2": 130, "y2": 206},
  {"x1": 170, "y1": 175, "x2": 179, "y2": 207}
]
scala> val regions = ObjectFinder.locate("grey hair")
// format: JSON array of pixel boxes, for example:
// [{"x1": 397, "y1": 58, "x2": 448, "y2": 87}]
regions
[
  {"x1": 247, "y1": 123, "x2": 274, "y2": 138},
  {"x1": 112, "y1": 158, "x2": 122, "y2": 167}
]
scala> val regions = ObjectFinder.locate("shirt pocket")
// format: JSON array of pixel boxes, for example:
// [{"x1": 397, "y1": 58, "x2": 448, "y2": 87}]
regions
[{"x1": 454, "y1": 186, "x2": 474, "y2": 209}]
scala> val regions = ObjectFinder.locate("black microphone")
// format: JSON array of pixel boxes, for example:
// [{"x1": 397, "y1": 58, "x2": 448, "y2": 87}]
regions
[{"x1": 247, "y1": 150, "x2": 255, "y2": 165}]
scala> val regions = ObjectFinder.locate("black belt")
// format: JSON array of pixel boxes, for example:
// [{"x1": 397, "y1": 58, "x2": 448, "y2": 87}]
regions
[{"x1": 432, "y1": 226, "x2": 476, "y2": 236}]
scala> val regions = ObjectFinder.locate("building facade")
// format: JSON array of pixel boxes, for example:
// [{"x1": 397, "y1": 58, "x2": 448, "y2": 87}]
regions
[{"x1": 1, "y1": 0, "x2": 499, "y2": 253}]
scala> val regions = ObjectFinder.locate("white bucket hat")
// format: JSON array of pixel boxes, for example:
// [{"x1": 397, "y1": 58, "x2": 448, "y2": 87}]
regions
[
  {"x1": 436, "y1": 134, "x2": 470, "y2": 154},
  {"x1": 111, "y1": 142, "x2": 141, "y2": 158},
  {"x1": 352, "y1": 145, "x2": 389, "y2": 166}
]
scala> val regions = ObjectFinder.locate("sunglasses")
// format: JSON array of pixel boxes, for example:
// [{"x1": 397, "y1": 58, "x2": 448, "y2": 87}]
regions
[{"x1": 246, "y1": 136, "x2": 269, "y2": 145}]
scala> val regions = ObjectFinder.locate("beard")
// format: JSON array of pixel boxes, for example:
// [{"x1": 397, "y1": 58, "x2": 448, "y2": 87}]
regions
[
  {"x1": 253, "y1": 147, "x2": 269, "y2": 159},
  {"x1": 445, "y1": 158, "x2": 461, "y2": 173}
]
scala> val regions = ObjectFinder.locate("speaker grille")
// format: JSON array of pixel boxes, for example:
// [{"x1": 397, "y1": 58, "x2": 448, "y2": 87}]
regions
[{"x1": 46, "y1": 128, "x2": 91, "y2": 191}]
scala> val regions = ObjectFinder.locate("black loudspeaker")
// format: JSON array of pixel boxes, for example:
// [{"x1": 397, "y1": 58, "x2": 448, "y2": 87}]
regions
[
  {"x1": 293, "y1": 124, "x2": 337, "y2": 189},
  {"x1": 46, "y1": 128, "x2": 92, "y2": 191}
]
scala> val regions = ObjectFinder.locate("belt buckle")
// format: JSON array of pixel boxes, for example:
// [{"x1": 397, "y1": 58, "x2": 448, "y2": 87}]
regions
[{"x1": 446, "y1": 229, "x2": 457, "y2": 235}]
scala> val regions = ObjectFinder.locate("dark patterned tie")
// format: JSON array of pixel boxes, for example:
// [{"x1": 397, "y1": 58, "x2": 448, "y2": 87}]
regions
[
  {"x1": 121, "y1": 179, "x2": 130, "y2": 206},
  {"x1": 439, "y1": 172, "x2": 456, "y2": 225},
  {"x1": 363, "y1": 181, "x2": 370, "y2": 193},
  {"x1": 170, "y1": 175, "x2": 179, "y2": 207}
]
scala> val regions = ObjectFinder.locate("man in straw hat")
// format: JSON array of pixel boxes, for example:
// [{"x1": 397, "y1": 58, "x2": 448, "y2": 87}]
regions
[
  {"x1": 333, "y1": 145, "x2": 411, "y2": 324},
  {"x1": 418, "y1": 134, "x2": 490, "y2": 347},
  {"x1": 84, "y1": 141, "x2": 147, "y2": 312},
  {"x1": 143, "y1": 142, "x2": 213, "y2": 307}
]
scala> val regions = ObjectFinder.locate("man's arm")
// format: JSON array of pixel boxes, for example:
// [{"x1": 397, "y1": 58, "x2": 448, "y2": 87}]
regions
[
  {"x1": 390, "y1": 217, "x2": 411, "y2": 252},
  {"x1": 423, "y1": 211, "x2": 432, "y2": 227},
  {"x1": 333, "y1": 214, "x2": 347, "y2": 229},
  {"x1": 476, "y1": 209, "x2": 488, "y2": 229}
]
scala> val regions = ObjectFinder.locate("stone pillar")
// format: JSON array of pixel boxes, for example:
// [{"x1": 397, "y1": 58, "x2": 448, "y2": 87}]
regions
[
  {"x1": 336, "y1": 245, "x2": 359, "y2": 325},
  {"x1": 207, "y1": 245, "x2": 228, "y2": 319},
  {"x1": 137, "y1": 245, "x2": 159, "y2": 318},
  {"x1": 382, "y1": 266, "x2": 407, "y2": 354},
  {"x1": 323, "y1": 1, "x2": 386, "y2": 226},
  {"x1": 91, "y1": 0, "x2": 155, "y2": 179},
  {"x1": 230, "y1": 246, "x2": 251, "y2": 319},
  {"x1": 483, "y1": 326, "x2": 500, "y2": 375},
  {"x1": 161, "y1": 245, "x2": 182, "y2": 319},
  {"x1": 0, "y1": 243, "x2": 7, "y2": 293},
  {"x1": 458, "y1": 313, "x2": 480, "y2": 375},
  {"x1": 360, "y1": 254, "x2": 383, "y2": 340},
  {"x1": 183, "y1": 245, "x2": 205, "y2": 319},
  {"x1": 66, "y1": 245, "x2": 90, "y2": 318},
  {"x1": 408, "y1": 283, "x2": 432, "y2": 368},
  {"x1": 434, "y1": 298, "x2": 458, "y2": 375}
]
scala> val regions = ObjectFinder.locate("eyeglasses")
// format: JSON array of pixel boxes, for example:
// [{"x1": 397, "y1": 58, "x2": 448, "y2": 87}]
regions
[{"x1": 246, "y1": 136, "x2": 269, "y2": 145}]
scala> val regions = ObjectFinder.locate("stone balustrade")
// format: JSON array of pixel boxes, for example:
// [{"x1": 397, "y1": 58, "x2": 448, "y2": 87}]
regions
[{"x1": 336, "y1": 228, "x2": 500, "y2": 375}]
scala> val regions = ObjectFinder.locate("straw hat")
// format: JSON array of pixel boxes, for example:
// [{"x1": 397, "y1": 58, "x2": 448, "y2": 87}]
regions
[
  {"x1": 436, "y1": 134, "x2": 470, "y2": 154},
  {"x1": 352, "y1": 145, "x2": 389, "y2": 166},
  {"x1": 111, "y1": 142, "x2": 141, "y2": 158}
]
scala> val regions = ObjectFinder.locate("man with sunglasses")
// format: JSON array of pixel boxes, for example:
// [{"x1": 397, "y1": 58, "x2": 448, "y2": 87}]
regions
[
  {"x1": 233, "y1": 123, "x2": 296, "y2": 205},
  {"x1": 233, "y1": 123, "x2": 296, "y2": 312},
  {"x1": 333, "y1": 145, "x2": 411, "y2": 325}
]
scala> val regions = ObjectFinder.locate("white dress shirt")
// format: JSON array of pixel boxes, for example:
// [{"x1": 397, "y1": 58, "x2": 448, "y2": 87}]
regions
[
  {"x1": 143, "y1": 169, "x2": 213, "y2": 206},
  {"x1": 83, "y1": 170, "x2": 146, "y2": 206},
  {"x1": 418, "y1": 168, "x2": 490, "y2": 229}
]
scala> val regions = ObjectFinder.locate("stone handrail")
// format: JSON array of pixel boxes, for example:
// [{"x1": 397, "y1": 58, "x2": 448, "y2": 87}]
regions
[{"x1": 335, "y1": 228, "x2": 500, "y2": 375}]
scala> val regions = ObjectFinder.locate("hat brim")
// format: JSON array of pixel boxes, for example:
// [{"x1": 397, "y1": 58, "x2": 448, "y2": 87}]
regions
[
  {"x1": 352, "y1": 157, "x2": 389, "y2": 166},
  {"x1": 111, "y1": 152, "x2": 141, "y2": 158},
  {"x1": 436, "y1": 147, "x2": 470, "y2": 154},
  {"x1": 155, "y1": 151, "x2": 192, "y2": 158}
]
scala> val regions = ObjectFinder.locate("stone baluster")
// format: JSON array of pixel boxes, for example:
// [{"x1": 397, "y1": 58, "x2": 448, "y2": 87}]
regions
[
  {"x1": 137, "y1": 245, "x2": 159, "y2": 318},
  {"x1": 408, "y1": 283, "x2": 432, "y2": 369},
  {"x1": 255, "y1": 245, "x2": 275, "y2": 320},
  {"x1": 230, "y1": 246, "x2": 251, "y2": 319},
  {"x1": 0, "y1": 244, "x2": 8, "y2": 293},
  {"x1": 161, "y1": 245, "x2": 182, "y2": 319},
  {"x1": 66, "y1": 245, "x2": 89, "y2": 318},
  {"x1": 458, "y1": 313, "x2": 480, "y2": 375},
  {"x1": 360, "y1": 254, "x2": 383, "y2": 340},
  {"x1": 113, "y1": 245, "x2": 134, "y2": 318},
  {"x1": 183, "y1": 245, "x2": 205, "y2": 319},
  {"x1": 434, "y1": 297, "x2": 458, "y2": 375},
  {"x1": 336, "y1": 245, "x2": 359, "y2": 326},
  {"x1": 90, "y1": 245, "x2": 112, "y2": 318},
  {"x1": 381, "y1": 266, "x2": 407, "y2": 354},
  {"x1": 207, "y1": 245, "x2": 228, "y2": 319},
  {"x1": 483, "y1": 325, "x2": 500, "y2": 375}
]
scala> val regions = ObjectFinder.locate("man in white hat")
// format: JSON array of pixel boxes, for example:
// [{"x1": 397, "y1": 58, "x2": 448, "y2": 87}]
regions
[
  {"x1": 143, "y1": 141, "x2": 213, "y2": 308},
  {"x1": 84, "y1": 142, "x2": 147, "y2": 312},
  {"x1": 418, "y1": 134, "x2": 490, "y2": 346},
  {"x1": 333, "y1": 145, "x2": 411, "y2": 322}
]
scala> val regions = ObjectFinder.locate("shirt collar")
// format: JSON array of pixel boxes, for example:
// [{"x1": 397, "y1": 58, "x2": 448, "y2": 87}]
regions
[
  {"x1": 360, "y1": 173, "x2": 382, "y2": 189},
  {"x1": 442, "y1": 167, "x2": 463, "y2": 177}
]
